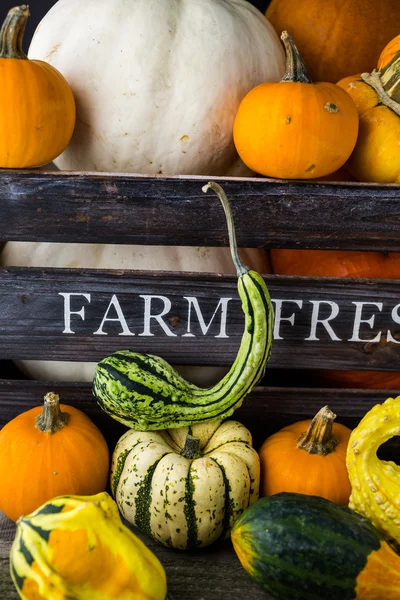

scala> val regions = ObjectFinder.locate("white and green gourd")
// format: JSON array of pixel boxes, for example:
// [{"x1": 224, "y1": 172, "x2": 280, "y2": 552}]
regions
[
  {"x1": 111, "y1": 419, "x2": 260, "y2": 549},
  {"x1": 93, "y1": 182, "x2": 274, "y2": 431}
]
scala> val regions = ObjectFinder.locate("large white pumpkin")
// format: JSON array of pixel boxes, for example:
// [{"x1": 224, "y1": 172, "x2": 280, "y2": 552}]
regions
[{"x1": 28, "y1": 0, "x2": 285, "y2": 174}]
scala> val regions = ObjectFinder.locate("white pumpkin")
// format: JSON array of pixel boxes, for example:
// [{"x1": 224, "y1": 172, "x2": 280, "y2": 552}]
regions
[
  {"x1": 1, "y1": 242, "x2": 271, "y2": 384},
  {"x1": 111, "y1": 419, "x2": 260, "y2": 549},
  {"x1": 28, "y1": 0, "x2": 285, "y2": 175}
]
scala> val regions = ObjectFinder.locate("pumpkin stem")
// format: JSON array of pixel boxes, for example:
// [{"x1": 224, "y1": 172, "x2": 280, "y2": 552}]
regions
[
  {"x1": 202, "y1": 182, "x2": 248, "y2": 277},
  {"x1": 297, "y1": 406, "x2": 339, "y2": 455},
  {"x1": 36, "y1": 392, "x2": 69, "y2": 433},
  {"x1": 180, "y1": 434, "x2": 202, "y2": 460},
  {"x1": 0, "y1": 5, "x2": 29, "y2": 59},
  {"x1": 280, "y1": 31, "x2": 312, "y2": 84},
  {"x1": 361, "y1": 70, "x2": 400, "y2": 117}
]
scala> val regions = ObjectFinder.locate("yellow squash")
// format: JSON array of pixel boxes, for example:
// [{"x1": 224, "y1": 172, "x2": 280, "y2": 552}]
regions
[
  {"x1": 10, "y1": 492, "x2": 168, "y2": 600},
  {"x1": 347, "y1": 396, "x2": 400, "y2": 548}
]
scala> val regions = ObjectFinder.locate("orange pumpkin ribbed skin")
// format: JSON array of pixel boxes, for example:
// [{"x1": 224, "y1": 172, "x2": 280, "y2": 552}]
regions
[
  {"x1": 259, "y1": 409, "x2": 352, "y2": 505},
  {"x1": 0, "y1": 6, "x2": 75, "y2": 168},
  {"x1": 0, "y1": 58, "x2": 76, "y2": 168},
  {"x1": 0, "y1": 396, "x2": 109, "y2": 522},
  {"x1": 266, "y1": 0, "x2": 400, "y2": 84}
]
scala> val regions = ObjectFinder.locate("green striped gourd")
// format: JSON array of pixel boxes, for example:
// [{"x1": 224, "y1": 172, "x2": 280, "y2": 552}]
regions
[
  {"x1": 232, "y1": 492, "x2": 400, "y2": 600},
  {"x1": 111, "y1": 419, "x2": 260, "y2": 549},
  {"x1": 10, "y1": 492, "x2": 168, "y2": 600},
  {"x1": 93, "y1": 182, "x2": 274, "y2": 431}
]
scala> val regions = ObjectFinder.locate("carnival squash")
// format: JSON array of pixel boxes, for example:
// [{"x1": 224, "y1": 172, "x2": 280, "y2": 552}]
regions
[
  {"x1": 266, "y1": 0, "x2": 400, "y2": 83},
  {"x1": 233, "y1": 32, "x2": 359, "y2": 179},
  {"x1": 232, "y1": 492, "x2": 400, "y2": 600},
  {"x1": 111, "y1": 420, "x2": 260, "y2": 549},
  {"x1": 0, "y1": 392, "x2": 109, "y2": 522},
  {"x1": 347, "y1": 395, "x2": 400, "y2": 549},
  {"x1": 337, "y1": 69, "x2": 400, "y2": 183},
  {"x1": 27, "y1": 0, "x2": 285, "y2": 175},
  {"x1": 0, "y1": 6, "x2": 75, "y2": 168},
  {"x1": 378, "y1": 34, "x2": 400, "y2": 103},
  {"x1": 10, "y1": 492, "x2": 168, "y2": 600},
  {"x1": 259, "y1": 406, "x2": 352, "y2": 504}
]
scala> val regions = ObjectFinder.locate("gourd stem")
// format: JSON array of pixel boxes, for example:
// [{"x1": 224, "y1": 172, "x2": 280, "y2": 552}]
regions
[
  {"x1": 180, "y1": 434, "x2": 202, "y2": 460},
  {"x1": 0, "y1": 5, "x2": 29, "y2": 59},
  {"x1": 280, "y1": 31, "x2": 312, "y2": 84},
  {"x1": 202, "y1": 182, "x2": 248, "y2": 277},
  {"x1": 36, "y1": 392, "x2": 69, "y2": 433},
  {"x1": 361, "y1": 70, "x2": 400, "y2": 117},
  {"x1": 297, "y1": 406, "x2": 339, "y2": 455}
]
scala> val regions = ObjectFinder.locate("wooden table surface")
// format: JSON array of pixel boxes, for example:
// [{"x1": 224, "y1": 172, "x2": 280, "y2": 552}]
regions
[{"x1": 0, "y1": 511, "x2": 271, "y2": 600}]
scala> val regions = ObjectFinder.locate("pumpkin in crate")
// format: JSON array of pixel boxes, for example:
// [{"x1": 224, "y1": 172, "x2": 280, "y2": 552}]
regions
[
  {"x1": 233, "y1": 31, "x2": 359, "y2": 179},
  {"x1": 232, "y1": 492, "x2": 400, "y2": 600},
  {"x1": 0, "y1": 392, "x2": 109, "y2": 522},
  {"x1": 270, "y1": 249, "x2": 400, "y2": 389},
  {"x1": 26, "y1": 0, "x2": 285, "y2": 175},
  {"x1": 10, "y1": 492, "x2": 168, "y2": 600},
  {"x1": 0, "y1": 6, "x2": 75, "y2": 168},
  {"x1": 266, "y1": 0, "x2": 400, "y2": 84},
  {"x1": 111, "y1": 420, "x2": 260, "y2": 549},
  {"x1": 337, "y1": 39, "x2": 400, "y2": 183},
  {"x1": 259, "y1": 406, "x2": 352, "y2": 505}
]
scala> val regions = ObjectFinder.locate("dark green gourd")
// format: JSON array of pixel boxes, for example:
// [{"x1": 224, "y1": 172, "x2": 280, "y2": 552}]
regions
[{"x1": 93, "y1": 182, "x2": 274, "y2": 431}]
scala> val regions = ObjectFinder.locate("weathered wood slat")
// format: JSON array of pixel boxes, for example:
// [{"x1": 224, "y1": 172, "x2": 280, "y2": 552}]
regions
[
  {"x1": 0, "y1": 380, "x2": 397, "y2": 457},
  {"x1": 0, "y1": 170, "x2": 400, "y2": 250},
  {"x1": 1, "y1": 267, "x2": 400, "y2": 370}
]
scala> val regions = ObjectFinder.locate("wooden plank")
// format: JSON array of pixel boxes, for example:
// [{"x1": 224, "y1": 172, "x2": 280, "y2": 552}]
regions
[
  {"x1": 0, "y1": 380, "x2": 397, "y2": 457},
  {"x1": 0, "y1": 511, "x2": 269, "y2": 600},
  {"x1": 0, "y1": 170, "x2": 400, "y2": 250},
  {"x1": 1, "y1": 267, "x2": 400, "y2": 371}
]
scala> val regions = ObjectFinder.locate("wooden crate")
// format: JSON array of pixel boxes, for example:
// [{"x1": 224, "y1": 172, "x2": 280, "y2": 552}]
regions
[{"x1": 0, "y1": 169, "x2": 400, "y2": 599}]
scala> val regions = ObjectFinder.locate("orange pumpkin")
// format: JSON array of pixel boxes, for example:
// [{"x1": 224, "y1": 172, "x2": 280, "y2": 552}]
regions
[
  {"x1": 378, "y1": 34, "x2": 400, "y2": 103},
  {"x1": 0, "y1": 6, "x2": 76, "y2": 168},
  {"x1": 0, "y1": 392, "x2": 110, "y2": 522},
  {"x1": 337, "y1": 71, "x2": 400, "y2": 183},
  {"x1": 233, "y1": 32, "x2": 359, "y2": 180},
  {"x1": 266, "y1": 0, "x2": 400, "y2": 84},
  {"x1": 259, "y1": 406, "x2": 352, "y2": 505}
]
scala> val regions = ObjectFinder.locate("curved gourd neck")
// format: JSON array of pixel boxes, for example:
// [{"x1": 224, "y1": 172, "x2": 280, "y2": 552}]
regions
[
  {"x1": 0, "y1": 5, "x2": 29, "y2": 59},
  {"x1": 280, "y1": 30, "x2": 312, "y2": 84},
  {"x1": 202, "y1": 182, "x2": 248, "y2": 277}
]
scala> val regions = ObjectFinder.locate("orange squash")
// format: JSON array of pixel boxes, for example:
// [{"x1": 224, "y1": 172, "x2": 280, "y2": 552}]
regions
[
  {"x1": 0, "y1": 392, "x2": 109, "y2": 522},
  {"x1": 0, "y1": 6, "x2": 76, "y2": 168},
  {"x1": 337, "y1": 70, "x2": 400, "y2": 183},
  {"x1": 259, "y1": 406, "x2": 352, "y2": 505},
  {"x1": 266, "y1": 0, "x2": 400, "y2": 84},
  {"x1": 233, "y1": 32, "x2": 359, "y2": 180}
]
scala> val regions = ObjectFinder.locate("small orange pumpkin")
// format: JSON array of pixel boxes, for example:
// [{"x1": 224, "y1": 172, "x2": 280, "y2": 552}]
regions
[
  {"x1": 259, "y1": 406, "x2": 352, "y2": 505},
  {"x1": 0, "y1": 392, "x2": 109, "y2": 522},
  {"x1": 337, "y1": 36, "x2": 400, "y2": 183},
  {"x1": 0, "y1": 5, "x2": 76, "y2": 168},
  {"x1": 233, "y1": 31, "x2": 359, "y2": 180}
]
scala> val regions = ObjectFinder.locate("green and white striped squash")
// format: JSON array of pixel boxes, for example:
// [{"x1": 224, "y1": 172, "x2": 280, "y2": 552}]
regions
[
  {"x1": 93, "y1": 182, "x2": 274, "y2": 431},
  {"x1": 111, "y1": 419, "x2": 260, "y2": 549}
]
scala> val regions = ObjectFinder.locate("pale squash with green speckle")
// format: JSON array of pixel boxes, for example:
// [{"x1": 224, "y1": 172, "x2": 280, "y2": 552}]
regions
[
  {"x1": 111, "y1": 419, "x2": 260, "y2": 549},
  {"x1": 10, "y1": 492, "x2": 168, "y2": 600}
]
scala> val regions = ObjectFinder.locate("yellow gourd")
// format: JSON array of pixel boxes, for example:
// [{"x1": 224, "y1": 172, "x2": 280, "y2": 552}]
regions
[
  {"x1": 347, "y1": 396, "x2": 400, "y2": 548},
  {"x1": 10, "y1": 492, "x2": 168, "y2": 600}
]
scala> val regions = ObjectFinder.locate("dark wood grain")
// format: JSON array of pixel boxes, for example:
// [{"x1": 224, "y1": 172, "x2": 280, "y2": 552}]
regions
[
  {"x1": 1, "y1": 267, "x2": 400, "y2": 371},
  {"x1": 0, "y1": 170, "x2": 400, "y2": 250}
]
